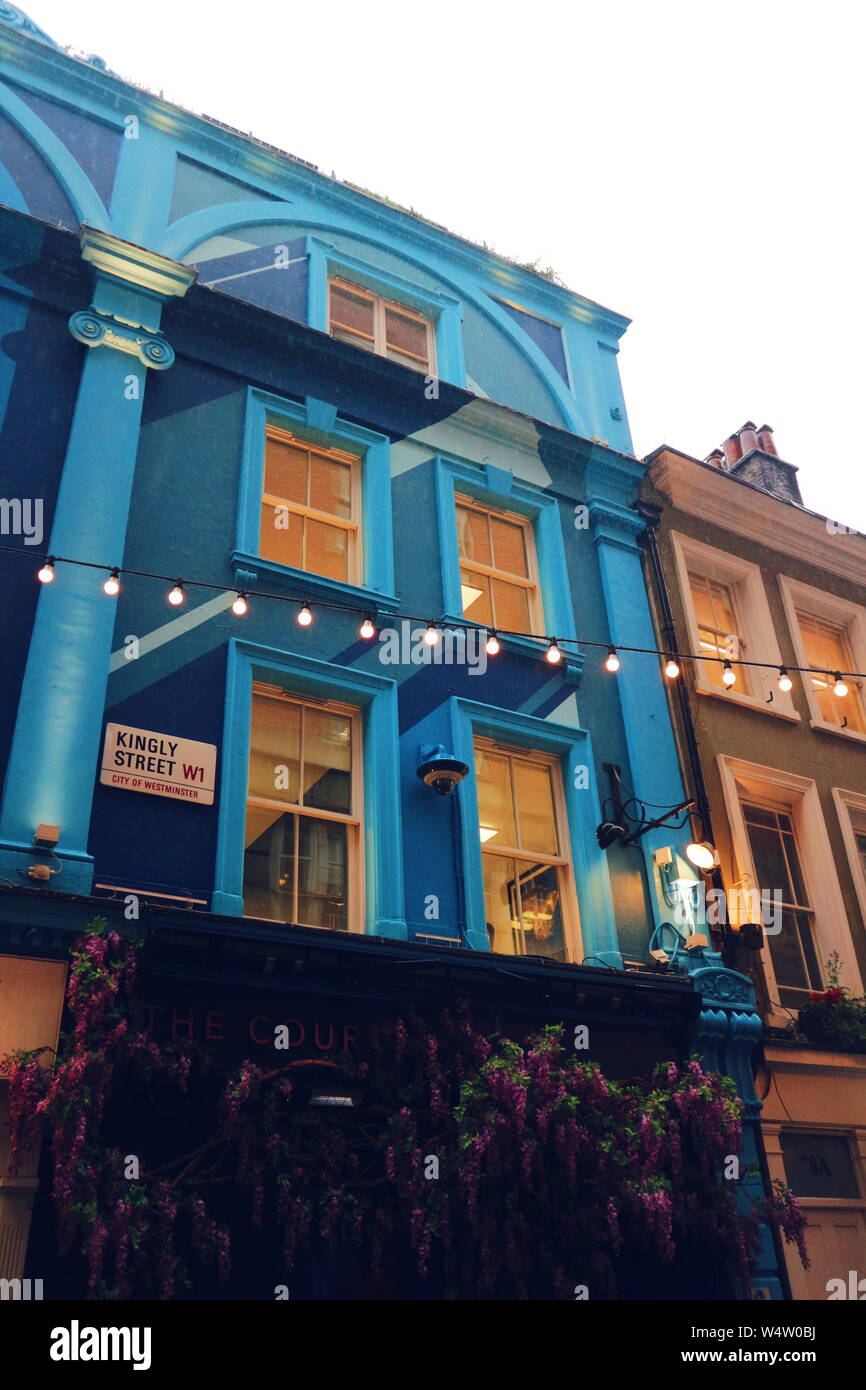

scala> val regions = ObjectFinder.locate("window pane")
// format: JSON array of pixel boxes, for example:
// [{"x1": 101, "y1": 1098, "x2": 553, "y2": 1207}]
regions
[
  {"x1": 793, "y1": 909, "x2": 823, "y2": 991},
  {"x1": 743, "y1": 809, "x2": 801, "y2": 903},
  {"x1": 243, "y1": 807, "x2": 294, "y2": 921},
  {"x1": 330, "y1": 282, "x2": 375, "y2": 343},
  {"x1": 385, "y1": 305, "x2": 429, "y2": 365},
  {"x1": 491, "y1": 578, "x2": 531, "y2": 632},
  {"x1": 456, "y1": 506, "x2": 491, "y2": 566},
  {"x1": 297, "y1": 817, "x2": 348, "y2": 930},
  {"x1": 483, "y1": 853, "x2": 518, "y2": 954},
  {"x1": 490, "y1": 515, "x2": 529, "y2": 578},
  {"x1": 482, "y1": 855, "x2": 565, "y2": 960},
  {"x1": 264, "y1": 438, "x2": 308, "y2": 505},
  {"x1": 306, "y1": 519, "x2": 349, "y2": 582},
  {"x1": 249, "y1": 695, "x2": 301, "y2": 803},
  {"x1": 780, "y1": 826, "x2": 808, "y2": 906},
  {"x1": 475, "y1": 748, "x2": 516, "y2": 848},
  {"x1": 690, "y1": 573, "x2": 749, "y2": 692},
  {"x1": 799, "y1": 611, "x2": 865, "y2": 732},
  {"x1": 772, "y1": 906, "x2": 817, "y2": 995},
  {"x1": 309, "y1": 455, "x2": 353, "y2": 520},
  {"x1": 742, "y1": 804, "x2": 776, "y2": 829},
  {"x1": 513, "y1": 759, "x2": 558, "y2": 855},
  {"x1": 259, "y1": 502, "x2": 303, "y2": 569},
  {"x1": 302, "y1": 708, "x2": 352, "y2": 814},
  {"x1": 460, "y1": 567, "x2": 493, "y2": 625},
  {"x1": 515, "y1": 861, "x2": 566, "y2": 961}
]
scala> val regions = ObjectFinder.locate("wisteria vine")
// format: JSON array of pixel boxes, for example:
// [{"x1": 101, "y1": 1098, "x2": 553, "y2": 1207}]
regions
[{"x1": 0, "y1": 918, "x2": 808, "y2": 1298}]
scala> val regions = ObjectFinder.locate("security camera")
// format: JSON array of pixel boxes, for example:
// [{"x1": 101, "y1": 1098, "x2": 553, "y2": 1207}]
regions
[{"x1": 416, "y1": 745, "x2": 469, "y2": 797}]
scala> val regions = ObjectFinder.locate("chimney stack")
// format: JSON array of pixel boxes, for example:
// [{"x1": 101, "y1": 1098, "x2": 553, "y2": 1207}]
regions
[{"x1": 706, "y1": 421, "x2": 802, "y2": 505}]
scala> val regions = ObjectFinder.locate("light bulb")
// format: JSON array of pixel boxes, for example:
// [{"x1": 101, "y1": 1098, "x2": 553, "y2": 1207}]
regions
[
  {"x1": 424, "y1": 622, "x2": 440, "y2": 646},
  {"x1": 722, "y1": 660, "x2": 736, "y2": 687},
  {"x1": 297, "y1": 604, "x2": 313, "y2": 627},
  {"x1": 605, "y1": 646, "x2": 621, "y2": 673},
  {"x1": 546, "y1": 640, "x2": 562, "y2": 665},
  {"x1": 834, "y1": 672, "x2": 849, "y2": 698},
  {"x1": 360, "y1": 615, "x2": 376, "y2": 639},
  {"x1": 485, "y1": 631, "x2": 501, "y2": 656},
  {"x1": 103, "y1": 569, "x2": 120, "y2": 597},
  {"x1": 168, "y1": 583, "x2": 185, "y2": 606},
  {"x1": 37, "y1": 559, "x2": 55, "y2": 584},
  {"x1": 664, "y1": 657, "x2": 680, "y2": 679},
  {"x1": 778, "y1": 667, "x2": 793, "y2": 693},
  {"x1": 231, "y1": 593, "x2": 248, "y2": 616},
  {"x1": 686, "y1": 840, "x2": 718, "y2": 871}
]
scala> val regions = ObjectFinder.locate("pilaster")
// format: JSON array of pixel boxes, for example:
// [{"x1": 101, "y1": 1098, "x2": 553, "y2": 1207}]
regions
[
  {"x1": 0, "y1": 230, "x2": 195, "y2": 891},
  {"x1": 687, "y1": 953, "x2": 786, "y2": 1300}
]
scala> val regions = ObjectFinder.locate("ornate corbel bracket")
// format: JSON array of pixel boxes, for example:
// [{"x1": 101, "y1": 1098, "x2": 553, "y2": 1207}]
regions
[{"x1": 68, "y1": 308, "x2": 175, "y2": 370}]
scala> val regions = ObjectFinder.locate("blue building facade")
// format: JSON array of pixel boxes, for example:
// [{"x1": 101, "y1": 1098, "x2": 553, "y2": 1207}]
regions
[{"x1": 0, "y1": 5, "x2": 784, "y2": 1299}]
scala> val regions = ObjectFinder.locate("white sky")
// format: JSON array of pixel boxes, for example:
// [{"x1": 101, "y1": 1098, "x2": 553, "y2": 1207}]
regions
[{"x1": 19, "y1": 0, "x2": 866, "y2": 529}]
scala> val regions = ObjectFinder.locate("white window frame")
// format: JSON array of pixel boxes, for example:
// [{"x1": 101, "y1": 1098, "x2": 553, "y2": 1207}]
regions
[
  {"x1": 455, "y1": 493, "x2": 545, "y2": 636},
  {"x1": 261, "y1": 424, "x2": 362, "y2": 586},
  {"x1": 327, "y1": 276, "x2": 437, "y2": 375},
  {"x1": 474, "y1": 736, "x2": 581, "y2": 964},
  {"x1": 245, "y1": 683, "x2": 365, "y2": 933},
  {"x1": 832, "y1": 787, "x2": 866, "y2": 940},
  {"x1": 671, "y1": 532, "x2": 798, "y2": 719},
  {"x1": 718, "y1": 755, "x2": 862, "y2": 1027},
  {"x1": 778, "y1": 575, "x2": 866, "y2": 745}
]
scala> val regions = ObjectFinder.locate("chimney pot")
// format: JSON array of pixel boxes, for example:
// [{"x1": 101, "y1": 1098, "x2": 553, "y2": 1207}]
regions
[
  {"x1": 721, "y1": 434, "x2": 743, "y2": 466},
  {"x1": 705, "y1": 449, "x2": 726, "y2": 469},
  {"x1": 757, "y1": 424, "x2": 777, "y2": 456},
  {"x1": 737, "y1": 422, "x2": 759, "y2": 455}
]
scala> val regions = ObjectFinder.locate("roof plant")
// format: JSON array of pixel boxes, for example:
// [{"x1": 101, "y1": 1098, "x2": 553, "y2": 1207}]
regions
[{"x1": 0, "y1": 918, "x2": 807, "y2": 1299}]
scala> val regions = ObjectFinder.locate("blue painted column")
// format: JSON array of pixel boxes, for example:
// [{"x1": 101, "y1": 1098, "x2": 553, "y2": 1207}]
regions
[
  {"x1": 586, "y1": 450, "x2": 694, "y2": 931},
  {"x1": 688, "y1": 955, "x2": 786, "y2": 1300},
  {"x1": 0, "y1": 229, "x2": 195, "y2": 891}
]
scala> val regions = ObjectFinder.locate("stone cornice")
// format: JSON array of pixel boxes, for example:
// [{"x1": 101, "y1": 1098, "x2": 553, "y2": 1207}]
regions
[
  {"x1": 80, "y1": 227, "x2": 197, "y2": 300},
  {"x1": 0, "y1": 3, "x2": 60, "y2": 50},
  {"x1": 649, "y1": 448, "x2": 866, "y2": 589}
]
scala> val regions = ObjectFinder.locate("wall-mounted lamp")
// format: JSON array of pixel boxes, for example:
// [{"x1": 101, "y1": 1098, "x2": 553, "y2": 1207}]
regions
[{"x1": 685, "y1": 839, "x2": 720, "y2": 871}]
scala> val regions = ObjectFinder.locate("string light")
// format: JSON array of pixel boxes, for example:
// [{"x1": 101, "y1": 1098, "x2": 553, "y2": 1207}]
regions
[{"x1": 14, "y1": 547, "x2": 866, "y2": 689}]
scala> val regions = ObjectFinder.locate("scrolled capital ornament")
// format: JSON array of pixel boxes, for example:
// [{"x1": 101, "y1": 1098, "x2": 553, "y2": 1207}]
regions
[{"x1": 68, "y1": 308, "x2": 175, "y2": 370}]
